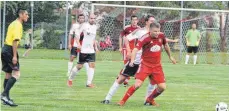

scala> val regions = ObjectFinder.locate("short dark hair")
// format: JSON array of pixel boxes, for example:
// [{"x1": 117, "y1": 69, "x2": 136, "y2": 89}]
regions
[
  {"x1": 131, "y1": 15, "x2": 138, "y2": 20},
  {"x1": 150, "y1": 22, "x2": 161, "y2": 29},
  {"x1": 144, "y1": 15, "x2": 155, "y2": 22},
  {"x1": 78, "y1": 14, "x2": 84, "y2": 19},
  {"x1": 16, "y1": 8, "x2": 27, "y2": 18}
]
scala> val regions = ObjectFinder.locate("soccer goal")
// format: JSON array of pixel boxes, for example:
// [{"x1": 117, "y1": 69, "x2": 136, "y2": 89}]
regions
[{"x1": 91, "y1": 3, "x2": 229, "y2": 64}]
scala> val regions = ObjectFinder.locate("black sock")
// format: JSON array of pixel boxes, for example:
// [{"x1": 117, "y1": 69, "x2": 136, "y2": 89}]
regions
[
  {"x1": 2, "y1": 77, "x2": 17, "y2": 99},
  {"x1": 3, "y1": 79, "x2": 9, "y2": 89}
]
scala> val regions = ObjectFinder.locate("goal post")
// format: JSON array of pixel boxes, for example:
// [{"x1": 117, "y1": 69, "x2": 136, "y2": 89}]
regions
[{"x1": 91, "y1": 3, "x2": 229, "y2": 64}]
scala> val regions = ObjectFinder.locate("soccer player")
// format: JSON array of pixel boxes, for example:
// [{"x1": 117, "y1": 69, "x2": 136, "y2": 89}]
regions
[
  {"x1": 185, "y1": 23, "x2": 201, "y2": 65},
  {"x1": 101, "y1": 15, "x2": 155, "y2": 104},
  {"x1": 1, "y1": 9, "x2": 29, "y2": 107},
  {"x1": 118, "y1": 22, "x2": 176, "y2": 106},
  {"x1": 67, "y1": 13, "x2": 99, "y2": 88},
  {"x1": 67, "y1": 14, "x2": 89, "y2": 76},
  {"x1": 119, "y1": 15, "x2": 140, "y2": 86}
]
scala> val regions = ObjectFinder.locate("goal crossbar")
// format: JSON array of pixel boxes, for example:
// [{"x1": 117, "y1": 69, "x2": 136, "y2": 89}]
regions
[{"x1": 91, "y1": 3, "x2": 229, "y2": 13}]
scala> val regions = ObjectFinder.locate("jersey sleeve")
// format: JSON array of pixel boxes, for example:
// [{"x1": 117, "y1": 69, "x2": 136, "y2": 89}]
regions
[
  {"x1": 12, "y1": 23, "x2": 22, "y2": 41},
  {"x1": 126, "y1": 29, "x2": 138, "y2": 41},
  {"x1": 69, "y1": 25, "x2": 75, "y2": 35}
]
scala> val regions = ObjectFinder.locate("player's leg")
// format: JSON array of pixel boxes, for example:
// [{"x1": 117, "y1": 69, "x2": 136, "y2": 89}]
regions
[
  {"x1": 193, "y1": 46, "x2": 199, "y2": 65},
  {"x1": 118, "y1": 64, "x2": 149, "y2": 106},
  {"x1": 86, "y1": 53, "x2": 96, "y2": 88},
  {"x1": 145, "y1": 66, "x2": 166, "y2": 107},
  {"x1": 101, "y1": 74, "x2": 127, "y2": 104},
  {"x1": 144, "y1": 76, "x2": 157, "y2": 102},
  {"x1": 83, "y1": 62, "x2": 89, "y2": 74},
  {"x1": 22, "y1": 45, "x2": 31, "y2": 57},
  {"x1": 1, "y1": 52, "x2": 20, "y2": 106},
  {"x1": 67, "y1": 47, "x2": 77, "y2": 76},
  {"x1": 185, "y1": 46, "x2": 192, "y2": 64},
  {"x1": 67, "y1": 52, "x2": 84, "y2": 87}
]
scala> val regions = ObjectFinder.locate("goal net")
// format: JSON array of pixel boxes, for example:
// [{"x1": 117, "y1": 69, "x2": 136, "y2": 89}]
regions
[{"x1": 92, "y1": 4, "x2": 229, "y2": 64}]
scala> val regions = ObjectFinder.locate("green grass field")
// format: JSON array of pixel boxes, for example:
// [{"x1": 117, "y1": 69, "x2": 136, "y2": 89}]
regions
[{"x1": 1, "y1": 49, "x2": 229, "y2": 111}]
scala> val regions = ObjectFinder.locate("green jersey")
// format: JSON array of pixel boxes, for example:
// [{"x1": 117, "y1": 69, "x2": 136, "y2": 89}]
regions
[{"x1": 185, "y1": 29, "x2": 201, "y2": 46}]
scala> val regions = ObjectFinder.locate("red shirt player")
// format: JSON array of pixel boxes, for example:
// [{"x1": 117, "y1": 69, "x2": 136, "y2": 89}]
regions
[
  {"x1": 118, "y1": 22, "x2": 176, "y2": 106},
  {"x1": 119, "y1": 15, "x2": 140, "y2": 64}
]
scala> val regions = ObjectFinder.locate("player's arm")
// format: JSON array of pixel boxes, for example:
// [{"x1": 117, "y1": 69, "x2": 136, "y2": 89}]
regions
[
  {"x1": 94, "y1": 40, "x2": 99, "y2": 53},
  {"x1": 12, "y1": 26, "x2": 21, "y2": 64},
  {"x1": 196, "y1": 31, "x2": 201, "y2": 46},
  {"x1": 164, "y1": 43, "x2": 176, "y2": 64},
  {"x1": 119, "y1": 34, "x2": 124, "y2": 52},
  {"x1": 166, "y1": 38, "x2": 179, "y2": 43},
  {"x1": 129, "y1": 48, "x2": 139, "y2": 67},
  {"x1": 76, "y1": 24, "x2": 84, "y2": 49},
  {"x1": 185, "y1": 30, "x2": 190, "y2": 46}
]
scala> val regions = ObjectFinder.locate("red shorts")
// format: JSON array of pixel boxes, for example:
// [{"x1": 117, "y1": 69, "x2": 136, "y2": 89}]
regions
[
  {"x1": 135, "y1": 63, "x2": 165, "y2": 85},
  {"x1": 122, "y1": 48, "x2": 128, "y2": 64}
]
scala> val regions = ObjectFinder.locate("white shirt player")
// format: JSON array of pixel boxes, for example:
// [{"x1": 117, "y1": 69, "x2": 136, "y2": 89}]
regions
[
  {"x1": 69, "y1": 23, "x2": 83, "y2": 47},
  {"x1": 77, "y1": 22, "x2": 97, "y2": 53},
  {"x1": 126, "y1": 28, "x2": 148, "y2": 64}
]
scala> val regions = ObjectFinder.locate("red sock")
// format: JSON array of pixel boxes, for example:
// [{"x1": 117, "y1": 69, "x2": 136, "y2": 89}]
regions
[
  {"x1": 147, "y1": 88, "x2": 163, "y2": 101},
  {"x1": 121, "y1": 85, "x2": 136, "y2": 102}
]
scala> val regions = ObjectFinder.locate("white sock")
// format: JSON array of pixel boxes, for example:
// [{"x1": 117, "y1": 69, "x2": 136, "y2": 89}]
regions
[
  {"x1": 185, "y1": 55, "x2": 190, "y2": 64},
  {"x1": 105, "y1": 81, "x2": 120, "y2": 101},
  {"x1": 84, "y1": 63, "x2": 89, "y2": 72},
  {"x1": 145, "y1": 84, "x2": 157, "y2": 101},
  {"x1": 68, "y1": 62, "x2": 73, "y2": 74},
  {"x1": 193, "y1": 55, "x2": 197, "y2": 65},
  {"x1": 87, "y1": 68, "x2": 94, "y2": 85},
  {"x1": 68, "y1": 66, "x2": 79, "y2": 81}
]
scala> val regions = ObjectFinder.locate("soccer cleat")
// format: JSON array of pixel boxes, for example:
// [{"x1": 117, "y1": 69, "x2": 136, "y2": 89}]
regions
[
  {"x1": 144, "y1": 99, "x2": 159, "y2": 107},
  {"x1": 101, "y1": 100, "x2": 110, "y2": 104},
  {"x1": 86, "y1": 84, "x2": 96, "y2": 88},
  {"x1": 1, "y1": 95, "x2": 18, "y2": 107},
  {"x1": 117, "y1": 100, "x2": 125, "y2": 106},
  {"x1": 67, "y1": 80, "x2": 72, "y2": 87}
]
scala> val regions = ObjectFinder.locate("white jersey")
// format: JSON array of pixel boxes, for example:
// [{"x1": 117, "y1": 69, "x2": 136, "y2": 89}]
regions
[
  {"x1": 77, "y1": 22, "x2": 97, "y2": 53},
  {"x1": 126, "y1": 28, "x2": 148, "y2": 64},
  {"x1": 69, "y1": 23, "x2": 83, "y2": 47}
]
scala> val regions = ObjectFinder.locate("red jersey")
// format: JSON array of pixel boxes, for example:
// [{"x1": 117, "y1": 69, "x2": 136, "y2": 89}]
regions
[
  {"x1": 136, "y1": 33, "x2": 167, "y2": 67},
  {"x1": 120, "y1": 25, "x2": 140, "y2": 49}
]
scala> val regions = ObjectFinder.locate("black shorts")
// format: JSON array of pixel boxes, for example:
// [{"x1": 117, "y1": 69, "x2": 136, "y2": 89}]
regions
[
  {"x1": 78, "y1": 53, "x2": 95, "y2": 64},
  {"x1": 24, "y1": 44, "x2": 31, "y2": 49},
  {"x1": 70, "y1": 47, "x2": 78, "y2": 57},
  {"x1": 1, "y1": 45, "x2": 20, "y2": 73},
  {"x1": 121, "y1": 62, "x2": 139, "y2": 77},
  {"x1": 187, "y1": 46, "x2": 198, "y2": 53}
]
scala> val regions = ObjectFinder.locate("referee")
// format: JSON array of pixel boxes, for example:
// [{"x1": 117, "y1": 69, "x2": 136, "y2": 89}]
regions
[{"x1": 1, "y1": 9, "x2": 29, "y2": 107}]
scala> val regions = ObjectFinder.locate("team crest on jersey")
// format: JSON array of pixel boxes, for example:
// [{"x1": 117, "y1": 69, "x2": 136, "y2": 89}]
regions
[{"x1": 150, "y1": 45, "x2": 161, "y2": 52}]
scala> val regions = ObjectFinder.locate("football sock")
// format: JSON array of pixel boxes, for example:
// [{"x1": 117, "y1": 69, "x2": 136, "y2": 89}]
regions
[
  {"x1": 68, "y1": 62, "x2": 73, "y2": 74},
  {"x1": 105, "y1": 81, "x2": 120, "y2": 101},
  {"x1": 2, "y1": 77, "x2": 16, "y2": 99},
  {"x1": 121, "y1": 85, "x2": 136, "y2": 102},
  {"x1": 193, "y1": 55, "x2": 197, "y2": 65},
  {"x1": 68, "y1": 66, "x2": 79, "y2": 81},
  {"x1": 87, "y1": 68, "x2": 94, "y2": 85},
  {"x1": 145, "y1": 84, "x2": 156, "y2": 101},
  {"x1": 147, "y1": 88, "x2": 163, "y2": 101},
  {"x1": 84, "y1": 63, "x2": 89, "y2": 72},
  {"x1": 185, "y1": 55, "x2": 190, "y2": 64},
  {"x1": 3, "y1": 79, "x2": 9, "y2": 89}
]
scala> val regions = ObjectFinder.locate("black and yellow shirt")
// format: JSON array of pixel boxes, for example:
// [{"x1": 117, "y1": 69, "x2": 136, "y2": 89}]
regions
[{"x1": 4, "y1": 20, "x2": 23, "y2": 46}]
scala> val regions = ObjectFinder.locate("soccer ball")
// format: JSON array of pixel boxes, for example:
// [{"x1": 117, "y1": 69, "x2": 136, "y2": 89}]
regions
[{"x1": 216, "y1": 102, "x2": 228, "y2": 111}]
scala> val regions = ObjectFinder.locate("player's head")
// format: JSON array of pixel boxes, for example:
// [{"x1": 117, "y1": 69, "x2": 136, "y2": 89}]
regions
[
  {"x1": 192, "y1": 23, "x2": 197, "y2": 29},
  {"x1": 131, "y1": 15, "x2": 138, "y2": 27},
  {"x1": 145, "y1": 15, "x2": 155, "y2": 27},
  {"x1": 89, "y1": 13, "x2": 96, "y2": 25},
  {"x1": 78, "y1": 14, "x2": 85, "y2": 24},
  {"x1": 149, "y1": 22, "x2": 161, "y2": 38},
  {"x1": 17, "y1": 8, "x2": 29, "y2": 22}
]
